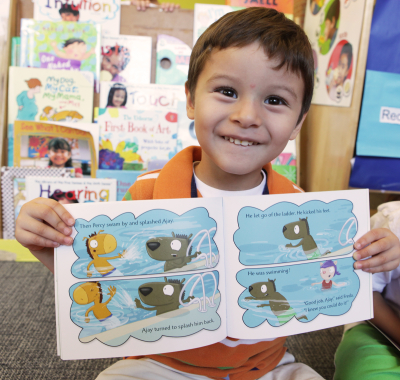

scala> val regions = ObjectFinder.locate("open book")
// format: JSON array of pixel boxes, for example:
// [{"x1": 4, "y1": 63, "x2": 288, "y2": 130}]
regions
[{"x1": 55, "y1": 189, "x2": 372, "y2": 360}]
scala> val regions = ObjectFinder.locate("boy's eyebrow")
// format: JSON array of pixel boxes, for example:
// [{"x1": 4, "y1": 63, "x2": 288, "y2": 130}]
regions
[
  {"x1": 269, "y1": 84, "x2": 298, "y2": 100},
  {"x1": 206, "y1": 74, "x2": 237, "y2": 84}
]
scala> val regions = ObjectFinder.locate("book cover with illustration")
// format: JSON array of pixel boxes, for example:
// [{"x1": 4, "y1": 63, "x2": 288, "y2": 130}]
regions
[
  {"x1": 100, "y1": 35, "x2": 152, "y2": 84},
  {"x1": 26, "y1": 176, "x2": 117, "y2": 204},
  {"x1": 54, "y1": 189, "x2": 372, "y2": 359},
  {"x1": 271, "y1": 139, "x2": 297, "y2": 184},
  {"x1": 193, "y1": 4, "x2": 244, "y2": 45},
  {"x1": 225, "y1": 0, "x2": 293, "y2": 18},
  {"x1": 304, "y1": 0, "x2": 365, "y2": 107},
  {"x1": 33, "y1": 0, "x2": 120, "y2": 36},
  {"x1": 1, "y1": 166, "x2": 71, "y2": 240},
  {"x1": 155, "y1": 35, "x2": 191, "y2": 86},
  {"x1": 20, "y1": 19, "x2": 100, "y2": 89},
  {"x1": 13, "y1": 121, "x2": 99, "y2": 178},
  {"x1": 97, "y1": 107, "x2": 178, "y2": 170},
  {"x1": 7, "y1": 67, "x2": 94, "y2": 166},
  {"x1": 96, "y1": 169, "x2": 143, "y2": 201},
  {"x1": 99, "y1": 82, "x2": 185, "y2": 111}
]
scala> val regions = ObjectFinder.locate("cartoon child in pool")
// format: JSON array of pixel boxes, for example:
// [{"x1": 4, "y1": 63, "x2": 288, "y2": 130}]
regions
[
  {"x1": 73, "y1": 282, "x2": 120, "y2": 330},
  {"x1": 83, "y1": 230, "x2": 126, "y2": 278},
  {"x1": 311, "y1": 260, "x2": 345, "y2": 289}
]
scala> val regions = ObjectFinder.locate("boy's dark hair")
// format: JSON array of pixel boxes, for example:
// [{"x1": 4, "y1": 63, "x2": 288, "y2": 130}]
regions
[
  {"x1": 48, "y1": 137, "x2": 73, "y2": 167},
  {"x1": 59, "y1": 3, "x2": 80, "y2": 17},
  {"x1": 103, "y1": 45, "x2": 131, "y2": 71},
  {"x1": 106, "y1": 83, "x2": 128, "y2": 107},
  {"x1": 325, "y1": 0, "x2": 340, "y2": 25},
  {"x1": 340, "y1": 43, "x2": 352, "y2": 70},
  {"x1": 63, "y1": 38, "x2": 85, "y2": 48},
  {"x1": 187, "y1": 7, "x2": 314, "y2": 124}
]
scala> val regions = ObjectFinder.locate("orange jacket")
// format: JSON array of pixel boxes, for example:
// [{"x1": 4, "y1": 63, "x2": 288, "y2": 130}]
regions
[{"x1": 123, "y1": 146, "x2": 303, "y2": 380}]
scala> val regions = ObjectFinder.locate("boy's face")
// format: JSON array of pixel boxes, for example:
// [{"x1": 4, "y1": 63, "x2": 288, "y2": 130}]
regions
[
  {"x1": 186, "y1": 42, "x2": 305, "y2": 183},
  {"x1": 61, "y1": 12, "x2": 79, "y2": 22},
  {"x1": 101, "y1": 54, "x2": 125, "y2": 78},
  {"x1": 64, "y1": 42, "x2": 86, "y2": 60},
  {"x1": 336, "y1": 53, "x2": 349, "y2": 86}
]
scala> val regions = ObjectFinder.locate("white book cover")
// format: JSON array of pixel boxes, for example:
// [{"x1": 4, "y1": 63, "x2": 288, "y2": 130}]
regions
[
  {"x1": 99, "y1": 82, "x2": 185, "y2": 110},
  {"x1": 33, "y1": 0, "x2": 121, "y2": 36},
  {"x1": 304, "y1": 0, "x2": 367, "y2": 107},
  {"x1": 26, "y1": 176, "x2": 117, "y2": 203},
  {"x1": 100, "y1": 35, "x2": 152, "y2": 84},
  {"x1": 55, "y1": 189, "x2": 372, "y2": 359}
]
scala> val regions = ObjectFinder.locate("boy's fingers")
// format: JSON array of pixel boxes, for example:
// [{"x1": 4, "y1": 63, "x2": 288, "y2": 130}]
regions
[
  {"x1": 33, "y1": 198, "x2": 75, "y2": 226},
  {"x1": 15, "y1": 229, "x2": 61, "y2": 250},
  {"x1": 354, "y1": 228, "x2": 389, "y2": 251},
  {"x1": 354, "y1": 254, "x2": 400, "y2": 273},
  {"x1": 18, "y1": 217, "x2": 73, "y2": 246},
  {"x1": 353, "y1": 236, "x2": 393, "y2": 261}
]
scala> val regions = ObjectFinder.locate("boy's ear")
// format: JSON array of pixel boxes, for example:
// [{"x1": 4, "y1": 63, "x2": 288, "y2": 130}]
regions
[
  {"x1": 185, "y1": 83, "x2": 195, "y2": 120},
  {"x1": 289, "y1": 112, "x2": 308, "y2": 140}
]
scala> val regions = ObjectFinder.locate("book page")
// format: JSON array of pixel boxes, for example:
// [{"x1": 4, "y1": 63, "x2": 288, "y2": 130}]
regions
[
  {"x1": 55, "y1": 197, "x2": 227, "y2": 360},
  {"x1": 223, "y1": 189, "x2": 372, "y2": 339}
]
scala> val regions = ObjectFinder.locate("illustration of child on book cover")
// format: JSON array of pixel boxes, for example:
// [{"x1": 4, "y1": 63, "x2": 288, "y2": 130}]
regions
[{"x1": 20, "y1": 19, "x2": 100, "y2": 86}]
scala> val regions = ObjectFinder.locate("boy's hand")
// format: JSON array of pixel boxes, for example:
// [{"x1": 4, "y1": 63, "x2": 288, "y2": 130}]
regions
[
  {"x1": 15, "y1": 198, "x2": 75, "y2": 273},
  {"x1": 353, "y1": 228, "x2": 400, "y2": 273}
]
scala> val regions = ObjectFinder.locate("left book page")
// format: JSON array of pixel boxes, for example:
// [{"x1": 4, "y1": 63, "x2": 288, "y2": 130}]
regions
[{"x1": 55, "y1": 197, "x2": 227, "y2": 360}]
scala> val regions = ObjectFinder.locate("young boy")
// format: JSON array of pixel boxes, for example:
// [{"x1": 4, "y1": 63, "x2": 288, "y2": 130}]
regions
[{"x1": 15, "y1": 8, "x2": 400, "y2": 380}]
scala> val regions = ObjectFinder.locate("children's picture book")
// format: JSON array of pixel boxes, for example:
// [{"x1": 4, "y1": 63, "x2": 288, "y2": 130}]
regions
[
  {"x1": 99, "y1": 82, "x2": 186, "y2": 111},
  {"x1": 33, "y1": 0, "x2": 120, "y2": 36},
  {"x1": 96, "y1": 169, "x2": 143, "y2": 201},
  {"x1": 100, "y1": 35, "x2": 152, "y2": 84},
  {"x1": 11, "y1": 36, "x2": 21, "y2": 66},
  {"x1": 97, "y1": 107, "x2": 178, "y2": 170},
  {"x1": 304, "y1": 0, "x2": 366, "y2": 107},
  {"x1": 176, "y1": 100, "x2": 199, "y2": 151},
  {"x1": 25, "y1": 177, "x2": 117, "y2": 204},
  {"x1": 155, "y1": 35, "x2": 191, "y2": 86},
  {"x1": 271, "y1": 139, "x2": 297, "y2": 184},
  {"x1": 225, "y1": 0, "x2": 293, "y2": 18},
  {"x1": 13, "y1": 121, "x2": 99, "y2": 178},
  {"x1": 1, "y1": 166, "x2": 71, "y2": 240},
  {"x1": 193, "y1": 4, "x2": 243, "y2": 45},
  {"x1": 20, "y1": 19, "x2": 101, "y2": 90},
  {"x1": 7, "y1": 67, "x2": 94, "y2": 166},
  {"x1": 54, "y1": 189, "x2": 372, "y2": 360}
]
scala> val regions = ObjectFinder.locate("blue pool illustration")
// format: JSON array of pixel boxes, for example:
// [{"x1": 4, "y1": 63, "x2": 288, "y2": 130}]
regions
[
  {"x1": 71, "y1": 208, "x2": 219, "y2": 278},
  {"x1": 237, "y1": 258, "x2": 360, "y2": 328},
  {"x1": 70, "y1": 272, "x2": 221, "y2": 346},
  {"x1": 234, "y1": 200, "x2": 358, "y2": 265}
]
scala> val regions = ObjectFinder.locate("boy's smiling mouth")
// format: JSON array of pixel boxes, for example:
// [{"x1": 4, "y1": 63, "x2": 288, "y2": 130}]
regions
[{"x1": 223, "y1": 136, "x2": 260, "y2": 146}]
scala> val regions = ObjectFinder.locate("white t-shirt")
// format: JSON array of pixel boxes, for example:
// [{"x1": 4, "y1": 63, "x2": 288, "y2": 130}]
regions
[
  {"x1": 193, "y1": 168, "x2": 266, "y2": 198},
  {"x1": 373, "y1": 268, "x2": 400, "y2": 317}
]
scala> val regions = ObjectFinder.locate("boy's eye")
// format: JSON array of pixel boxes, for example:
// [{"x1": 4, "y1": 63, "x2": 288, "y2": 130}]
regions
[
  {"x1": 265, "y1": 96, "x2": 286, "y2": 106},
  {"x1": 216, "y1": 87, "x2": 237, "y2": 98}
]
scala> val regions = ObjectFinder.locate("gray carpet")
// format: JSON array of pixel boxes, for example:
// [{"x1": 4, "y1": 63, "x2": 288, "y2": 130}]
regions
[{"x1": 0, "y1": 262, "x2": 342, "y2": 380}]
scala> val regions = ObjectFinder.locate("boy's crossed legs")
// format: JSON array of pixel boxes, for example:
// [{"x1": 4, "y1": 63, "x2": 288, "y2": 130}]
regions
[{"x1": 96, "y1": 353, "x2": 324, "y2": 380}]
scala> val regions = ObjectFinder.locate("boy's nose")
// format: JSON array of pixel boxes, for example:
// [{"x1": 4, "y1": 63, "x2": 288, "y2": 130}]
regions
[{"x1": 231, "y1": 100, "x2": 262, "y2": 128}]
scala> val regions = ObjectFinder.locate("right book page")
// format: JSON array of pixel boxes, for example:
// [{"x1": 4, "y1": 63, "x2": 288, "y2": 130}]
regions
[{"x1": 223, "y1": 189, "x2": 373, "y2": 339}]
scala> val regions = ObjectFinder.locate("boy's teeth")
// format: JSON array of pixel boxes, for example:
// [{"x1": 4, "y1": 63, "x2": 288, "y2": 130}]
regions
[{"x1": 224, "y1": 136, "x2": 255, "y2": 146}]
